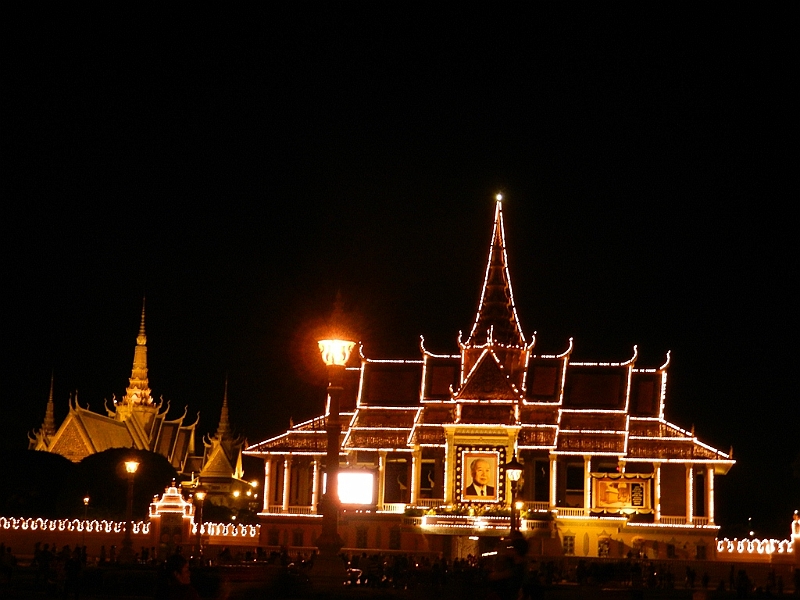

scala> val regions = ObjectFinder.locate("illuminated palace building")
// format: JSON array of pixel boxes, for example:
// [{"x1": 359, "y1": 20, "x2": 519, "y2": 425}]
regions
[{"x1": 246, "y1": 199, "x2": 734, "y2": 560}]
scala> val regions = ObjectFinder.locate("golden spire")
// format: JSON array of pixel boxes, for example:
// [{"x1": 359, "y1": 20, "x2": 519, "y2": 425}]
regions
[
  {"x1": 122, "y1": 298, "x2": 152, "y2": 406},
  {"x1": 466, "y1": 196, "x2": 525, "y2": 347},
  {"x1": 43, "y1": 371, "x2": 56, "y2": 436},
  {"x1": 215, "y1": 377, "x2": 232, "y2": 439}
]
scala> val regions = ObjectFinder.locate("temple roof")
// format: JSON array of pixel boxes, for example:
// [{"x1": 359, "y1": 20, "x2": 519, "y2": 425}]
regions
[
  {"x1": 245, "y1": 413, "x2": 353, "y2": 455},
  {"x1": 246, "y1": 201, "x2": 732, "y2": 467},
  {"x1": 359, "y1": 361, "x2": 422, "y2": 407}
]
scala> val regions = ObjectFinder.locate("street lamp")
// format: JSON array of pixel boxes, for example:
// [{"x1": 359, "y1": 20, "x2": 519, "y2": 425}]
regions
[
  {"x1": 119, "y1": 459, "x2": 140, "y2": 563},
  {"x1": 82, "y1": 496, "x2": 90, "y2": 547},
  {"x1": 504, "y1": 454, "x2": 523, "y2": 535},
  {"x1": 194, "y1": 487, "x2": 206, "y2": 561},
  {"x1": 314, "y1": 337, "x2": 356, "y2": 585}
]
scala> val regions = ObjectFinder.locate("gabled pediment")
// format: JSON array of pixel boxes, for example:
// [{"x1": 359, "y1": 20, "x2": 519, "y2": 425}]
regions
[
  {"x1": 455, "y1": 350, "x2": 521, "y2": 401},
  {"x1": 200, "y1": 444, "x2": 235, "y2": 478},
  {"x1": 49, "y1": 415, "x2": 94, "y2": 462}
]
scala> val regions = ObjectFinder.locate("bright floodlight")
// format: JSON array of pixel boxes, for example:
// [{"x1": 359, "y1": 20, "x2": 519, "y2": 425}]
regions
[
  {"x1": 337, "y1": 471, "x2": 374, "y2": 505},
  {"x1": 496, "y1": 193, "x2": 503, "y2": 201},
  {"x1": 124, "y1": 460, "x2": 140, "y2": 475},
  {"x1": 318, "y1": 339, "x2": 356, "y2": 366}
]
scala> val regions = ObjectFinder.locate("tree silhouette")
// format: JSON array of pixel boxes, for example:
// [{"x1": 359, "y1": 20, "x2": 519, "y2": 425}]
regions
[
  {"x1": 1, "y1": 450, "x2": 79, "y2": 517},
  {"x1": 76, "y1": 449, "x2": 179, "y2": 520}
]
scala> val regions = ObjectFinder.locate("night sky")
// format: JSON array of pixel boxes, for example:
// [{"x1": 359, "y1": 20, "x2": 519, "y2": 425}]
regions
[{"x1": 4, "y1": 11, "x2": 797, "y2": 538}]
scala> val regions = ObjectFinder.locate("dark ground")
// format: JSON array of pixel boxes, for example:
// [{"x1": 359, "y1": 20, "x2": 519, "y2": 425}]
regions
[{"x1": 0, "y1": 561, "x2": 797, "y2": 600}]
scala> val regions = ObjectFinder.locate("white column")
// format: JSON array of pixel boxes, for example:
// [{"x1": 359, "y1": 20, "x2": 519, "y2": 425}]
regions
[
  {"x1": 583, "y1": 456, "x2": 592, "y2": 515},
  {"x1": 706, "y1": 467, "x2": 715, "y2": 525},
  {"x1": 444, "y1": 438, "x2": 453, "y2": 505},
  {"x1": 263, "y1": 458, "x2": 272, "y2": 513},
  {"x1": 311, "y1": 457, "x2": 320, "y2": 514},
  {"x1": 377, "y1": 451, "x2": 387, "y2": 509},
  {"x1": 410, "y1": 446, "x2": 422, "y2": 505},
  {"x1": 685, "y1": 463, "x2": 694, "y2": 523},
  {"x1": 654, "y1": 462, "x2": 661, "y2": 523},
  {"x1": 282, "y1": 456, "x2": 292, "y2": 513},
  {"x1": 549, "y1": 455, "x2": 558, "y2": 510}
]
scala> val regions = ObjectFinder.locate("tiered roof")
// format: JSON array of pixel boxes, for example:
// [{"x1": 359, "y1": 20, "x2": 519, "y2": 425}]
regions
[{"x1": 246, "y1": 199, "x2": 733, "y2": 473}]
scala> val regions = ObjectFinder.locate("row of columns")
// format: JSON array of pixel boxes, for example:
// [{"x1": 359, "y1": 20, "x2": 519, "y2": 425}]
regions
[
  {"x1": 544, "y1": 457, "x2": 715, "y2": 524},
  {"x1": 261, "y1": 452, "x2": 715, "y2": 525},
  {"x1": 262, "y1": 452, "x2": 389, "y2": 514}
]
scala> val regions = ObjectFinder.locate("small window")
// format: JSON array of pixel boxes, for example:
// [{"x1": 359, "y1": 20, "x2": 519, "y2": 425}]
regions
[
  {"x1": 389, "y1": 526, "x2": 401, "y2": 550},
  {"x1": 696, "y1": 545, "x2": 706, "y2": 560},
  {"x1": 563, "y1": 535, "x2": 575, "y2": 556},
  {"x1": 267, "y1": 528, "x2": 279, "y2": 546},
  {"x1": 666, "y1": 544, "x2": 676, "y2": 559},
  {"x1": 292, "y1": 529, "x2": 304, "y2": 547},
  {"x1": 356, "y1": 526, "x2": 368, "y2": 549}
]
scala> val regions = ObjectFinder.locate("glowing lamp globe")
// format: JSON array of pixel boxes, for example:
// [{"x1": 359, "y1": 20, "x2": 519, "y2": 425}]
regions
[
  {"x1": 505, "y1": 455, "x2": 523, "y2": 482},
  {"x1": 124, "y1": 460, "x2": 140, "y2": 475},
  {"x1": 318, "y1": 339, "x2": 356, "y2": 367},
  {"x1": 195, "y1": 489, "x2": 207, "y2": 502}
]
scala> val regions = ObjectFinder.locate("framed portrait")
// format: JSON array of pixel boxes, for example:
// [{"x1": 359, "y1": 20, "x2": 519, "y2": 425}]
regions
[
  {"x1": 460, "y1": 450, "x2": 499, "y2": 502},
  {"x1": 591, "y1": 473, "x2": 652, "y2": 513}
]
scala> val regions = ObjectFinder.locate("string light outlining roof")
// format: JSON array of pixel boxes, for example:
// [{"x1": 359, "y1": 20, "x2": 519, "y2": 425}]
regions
[{"x1": 466, "y1": 195, "x2": 525, "y2": 347}]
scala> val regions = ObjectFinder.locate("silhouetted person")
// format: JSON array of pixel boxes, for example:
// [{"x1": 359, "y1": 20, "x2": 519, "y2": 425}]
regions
[
  {"x1": 155, "y1": 554, "x2": 201, "y2": 600},
  {"x1": 488, "y1": 536, "x2": 528, "y2": 600}
]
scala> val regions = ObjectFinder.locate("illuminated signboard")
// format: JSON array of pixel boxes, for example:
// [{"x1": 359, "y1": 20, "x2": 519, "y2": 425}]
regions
[
  {"x1": 325, "y1": 471, "x2": 375, "y2": 505},
  {"x1": 591, "y1": 473, "x2": 652, "y2": 513}
]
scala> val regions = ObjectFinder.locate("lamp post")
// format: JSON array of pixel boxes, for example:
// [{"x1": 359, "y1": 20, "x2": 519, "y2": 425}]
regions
[
  {"x1": 82, "y1": 496, "x2": 90, "y2": 548},
  {"x1": 504, "y1": 454, "x2": 523, "y2": 535},
  {"x1": 194, "y1": 488, "x2": 206, "y2": 561},
  {"x1": 314, "y1": 337, "x2": 356, "y2": 586},
  {"x1": 119, "y1": 459, "x2": 140, "y2": 563}
]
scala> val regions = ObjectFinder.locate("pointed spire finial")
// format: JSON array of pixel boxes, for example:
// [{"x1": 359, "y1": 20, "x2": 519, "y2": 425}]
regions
[
  {"x1": 466, "y1": 196, "x2": 525, "y2": 347},
  {"x1": 43, "y1": 372, "x2": 56, "y2": 436},
  {"x1": 137, "y1": 297, "x2": 147, "y2": 346},
  {"x1": 122, "y1": 299, "x2": 152, "y2": 407},
  {"x1": 215, "y1": 377, "x2": 231, "y2": 438}
]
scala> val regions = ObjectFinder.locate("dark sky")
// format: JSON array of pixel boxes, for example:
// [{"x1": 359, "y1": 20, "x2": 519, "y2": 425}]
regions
[{"x1": 4, "y1": 11, "x2": 797, "y2": 537}]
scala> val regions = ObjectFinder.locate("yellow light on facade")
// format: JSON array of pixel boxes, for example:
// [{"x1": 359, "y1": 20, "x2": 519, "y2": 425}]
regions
[
  {"x1": 233, "y1": 490, "x2": 240, "y2": 498},
  {"x1": 124, "y1": 460, "x2": 140, "y2": 475},
  {"x1": 250, "y1": 480, "x2": 258, "y2": 488},
  {"x1": 318, "y1": 339, "x2": 356, "y2": 366}
]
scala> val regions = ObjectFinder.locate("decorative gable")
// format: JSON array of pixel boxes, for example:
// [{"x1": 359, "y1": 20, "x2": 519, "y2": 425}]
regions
[
  {"x1": 455, "y1": 351, "x2": 520, "y2": 401},
  {"x1": 201, "y1": 445, "x2": 234, "y2": 479},
  {"x1": 49, "y1": 417, "x2": 93, "y2": 462}
]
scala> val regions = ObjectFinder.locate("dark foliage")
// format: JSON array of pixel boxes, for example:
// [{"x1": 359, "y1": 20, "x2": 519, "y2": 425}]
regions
[
  {"x1": 0, "y1": 450, "x2": 79, "y2": 517},
  {"x1": 76, "y1": 448, "x2": 179, "y2": 520},
  {"x1": 0, "y1": 448, "x2": 179, "y2": 520}
]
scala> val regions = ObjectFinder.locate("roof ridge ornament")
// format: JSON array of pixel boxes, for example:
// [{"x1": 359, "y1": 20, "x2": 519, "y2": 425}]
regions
[{"x1": 465, "y1": 195, "x2": 525, "y2": 348}]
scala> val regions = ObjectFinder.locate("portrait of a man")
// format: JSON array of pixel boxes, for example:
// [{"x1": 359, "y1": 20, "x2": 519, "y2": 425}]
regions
[{"x1": 461, "y1": 452, "x2": 498, "y2": 500}]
